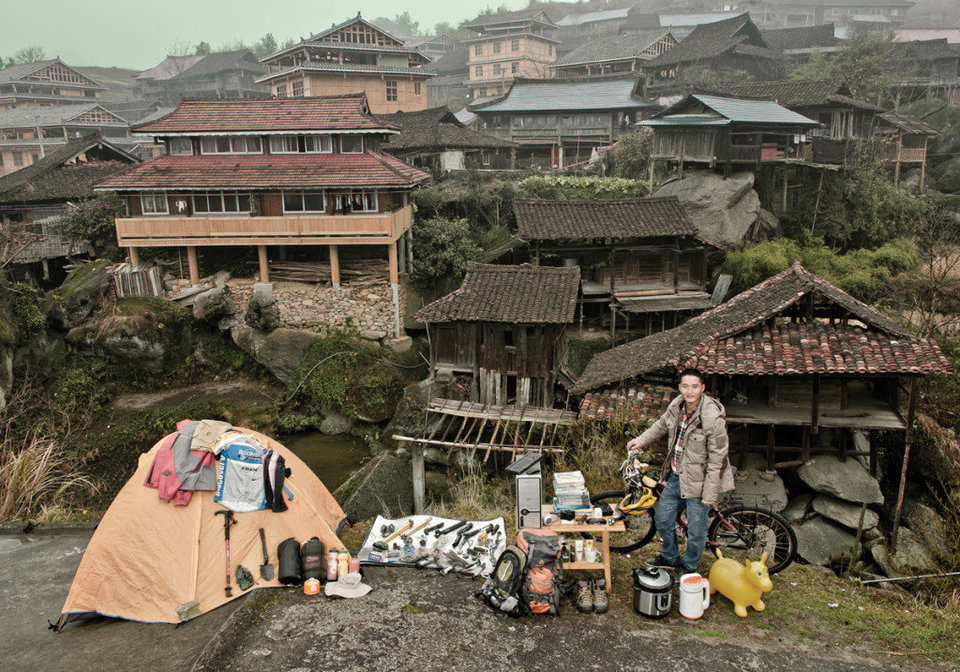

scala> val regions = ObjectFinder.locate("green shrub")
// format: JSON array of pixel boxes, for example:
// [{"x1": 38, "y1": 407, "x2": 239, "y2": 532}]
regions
[
  {"x1": 291, "y1": 335, "x2": 404, "y2": 422},
  {"x1": 9, "y1": 282, "x2": 45, "y2": 342},
  {"x1": 409, "y1": 217, "x2": 482, "y2": 294},
  {"x1": 516, "y1": 174, "x2": 649, "y2": 200},
  {"x1": 612, "y1": 132, "x2": 651, "y2": 180},
  {"x1": 566, "y1": 336, "x2": 612, "y2": 377},
  {"x1": 59, "y1": 192, "x2": 125, "y2": 259}
]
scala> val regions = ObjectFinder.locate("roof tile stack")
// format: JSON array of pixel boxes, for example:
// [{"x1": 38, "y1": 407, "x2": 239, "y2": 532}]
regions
[
  {"x1": 514, "y1": 197, "x2": 696, "y2": 240},
  {"x1": 579, "y1": 385, "x2": 676, "y2": 425}
]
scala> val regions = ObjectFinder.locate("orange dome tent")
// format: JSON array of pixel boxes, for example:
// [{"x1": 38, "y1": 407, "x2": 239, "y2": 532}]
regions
[{"x1": 56, "y1": 426, "x2": 347, "y2": 627}]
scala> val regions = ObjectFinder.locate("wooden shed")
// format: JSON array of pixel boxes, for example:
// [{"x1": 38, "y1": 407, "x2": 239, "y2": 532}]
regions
[{"x1": 417, "y1": 263, "x2": 580, "y2": 406}]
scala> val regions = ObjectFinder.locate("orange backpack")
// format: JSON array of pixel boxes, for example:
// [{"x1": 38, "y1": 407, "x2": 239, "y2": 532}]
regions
[{"x1": 517, "y1": 528, "x2": 563, "y2": 615}]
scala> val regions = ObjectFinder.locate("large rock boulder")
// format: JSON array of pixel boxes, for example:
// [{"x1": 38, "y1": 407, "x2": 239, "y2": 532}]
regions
[
  {"x1": 794, "y1": 516, "x2": 858, "y2": 566},
  {"x1": 652, "y1": 170, "x2": 761, "y2": 247},
  {"x1": 45, "y1": 259, "x2": 112, "y2": 330},
  {"x1": 870, "y1": 528, "x2": 938, "y2": 577},
  {"x1": 797, "y1": 456, "x2": 883, "y2": 504},
  {"x1": 320, "y1": 409, "x2": 354, "y2": 436},
  {"x1": 811, "y1": 494, "x2": 879, "y2": 531},
  {"x1": 383, "y1": 378, "x2": 439, "y2": 450},
  {"x1": 192, "y1": 287, "x2": 235, "y2": 327},
  {"x1": 232, "y1": 325, "x2": 317, "y2": 385},
  {"x1": 723, "y1": 453, "x2": 788, "y2": 512},
  {"x1": 781, "y1": 492, "x2": 815, "y2": 524},
  {"x1": 902, "y1": 499, "x2": 953, "y2": 565},
  {"x1": 244, "y1": 283, "x2": 279, "y2": 331},
  {"x1": 91, "y1": 297, "x2": 195, "y2": 372},
  {"x1": 334, "y1": 453, "x2": 413, "y2": 521}
]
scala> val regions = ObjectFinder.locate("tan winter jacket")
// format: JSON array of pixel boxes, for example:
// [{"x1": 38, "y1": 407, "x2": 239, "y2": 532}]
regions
[{"x1": 635, "y1": 392, "x2": 735, "y2": 503}]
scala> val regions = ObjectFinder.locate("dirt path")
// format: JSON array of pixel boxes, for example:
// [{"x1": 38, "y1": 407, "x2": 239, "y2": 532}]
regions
[{"x1": 110, "y1": 382, "x2": 280, "y2": 412}]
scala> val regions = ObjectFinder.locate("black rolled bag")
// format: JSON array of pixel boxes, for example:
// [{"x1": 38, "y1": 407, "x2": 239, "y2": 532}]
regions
[{"x1": 277, "y1": 537, "x2": 302, "y2": 585}]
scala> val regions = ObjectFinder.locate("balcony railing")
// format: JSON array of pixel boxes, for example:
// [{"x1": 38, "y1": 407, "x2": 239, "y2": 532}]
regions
[{"x1": 115, "y1": 205, "x2": 413, "y2": 247}]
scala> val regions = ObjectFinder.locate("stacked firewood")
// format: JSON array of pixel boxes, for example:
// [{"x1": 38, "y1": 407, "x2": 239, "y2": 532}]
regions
[{"x1": 261, "y1": 259, "x2": 390, "y2": 285}]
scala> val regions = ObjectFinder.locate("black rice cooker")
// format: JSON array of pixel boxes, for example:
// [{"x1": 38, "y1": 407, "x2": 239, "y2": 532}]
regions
[{"x1": 633, "y1": 567, "x2": 673, "y2": 618}]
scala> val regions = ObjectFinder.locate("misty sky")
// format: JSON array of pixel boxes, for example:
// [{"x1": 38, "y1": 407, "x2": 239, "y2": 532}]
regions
[{"x1": 0, "y1": 0, "x2": 541, "y2": 70}]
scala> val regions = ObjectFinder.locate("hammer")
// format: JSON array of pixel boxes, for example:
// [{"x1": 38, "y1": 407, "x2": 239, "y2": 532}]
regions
[{"x1": 215, "y1": 510, "x2": 236, "y2": 597}]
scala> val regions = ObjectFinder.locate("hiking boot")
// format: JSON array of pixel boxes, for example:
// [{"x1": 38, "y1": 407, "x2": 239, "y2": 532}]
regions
[
  {"x1": 576, "y1": 580, "x2": 594, "y2": 613},
  {"x1": 592, "y1": 579, "x2": 609, "y2": 614},
  {"x1": 645, "y1": 553, "x2": 681, "y2": 569}
]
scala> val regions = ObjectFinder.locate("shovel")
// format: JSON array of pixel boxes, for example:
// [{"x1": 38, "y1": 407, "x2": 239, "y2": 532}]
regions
[{"x1": 258, "y1": 528, "x2": 274, "y2": 581}]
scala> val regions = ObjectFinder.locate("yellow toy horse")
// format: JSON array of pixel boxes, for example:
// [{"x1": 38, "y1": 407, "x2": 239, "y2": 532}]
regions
[{"x1": 708, "y1": 550, "x2": 773, "y2": 618}]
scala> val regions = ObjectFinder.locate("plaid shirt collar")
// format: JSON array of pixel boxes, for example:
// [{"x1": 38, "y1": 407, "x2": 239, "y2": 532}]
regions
[{"x1": 671, "y1": 399, "x2": 701, "y2": 472}]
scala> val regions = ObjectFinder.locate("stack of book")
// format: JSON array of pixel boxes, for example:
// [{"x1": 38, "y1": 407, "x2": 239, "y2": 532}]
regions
[{"x1": 553, "y1": 470, "x2": 591, "y2": 511}]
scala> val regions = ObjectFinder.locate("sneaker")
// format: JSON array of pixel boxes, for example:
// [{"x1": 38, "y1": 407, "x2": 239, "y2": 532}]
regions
[
  {"x1": 576, "y1": 580, "x2": 594, "y2": 613},
  {"x1": 645, "y1": 553, "x2": 681, "y2": 569},
  {"x1": 592, "y1": 579, "x2": 609, "y2": 614}
]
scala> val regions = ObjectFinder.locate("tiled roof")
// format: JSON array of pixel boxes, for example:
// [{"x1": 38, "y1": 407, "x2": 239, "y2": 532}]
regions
[
  {"x1": 256, "y1": 61, "x2": 435, "y2": 83},
  {"x1": 696, "y1": 322, "x2": 952, "y2": 375},
  {"x1": 646, "y1": 13, "x2": 774, "y2": 67},
  {"x1": 176, "y1": 50, "x2": 266, "y2": 79},
  {"x1": 762, "y1": 24, "x2": 837, "y2": 52},
  {"x1": 470, "y1": 77, "x2": 650, "y2": 113},
  {"x1": 0, "y1": 103, "x2": 127, "y2": 129},
  {"x1": 557, "y1": 8, "x2": 631, "y2": 27},
  {"x1": 416, "y1": 263, "x2": 580, "y2": 324},
  {"x1": 0, "y1": 132, "x2": 139, "y2": 203},
  {"x1": 718, "y1": 79, "x2": 883, "y2": 111},
  {"x1": 133, "y1": 96, "x2": 398, "y2": 134},
  {"x1": 375, "y1": 107, "x2": 515, "y2": 151},
  {"x1": 306, "y1": 14, "x2": 406, "y2": 48},
  {"x1": 514, "y1": 197, "x2": 696, "y2": 240},
  {"x1": 641, "y1": 115, "x2": 732, "y2": 127},
  {"x1": 0, "y1": 58, "x2": 104, "y2": 89},
  {"x1": 553, "y1": 30, "x2": 674, "y2": 67},
  {"x1": 464, "y1": 8, "x2": 555, "y2": 29},
  {"x1": 93, "y1": 152, "x2": 431, "y2": 190},
  {"x1": 572, "y1": 262, "x2": 946, "y2": 392},
  {"x1": 579, "y1": 385, "x2": 676, "y2": 425},
  {"x1": 878, "y1": 113, "x2": 940, "y2": 136},
  {"x1": 136, "y1": 55, "x2": 205, "y2": 80},
  {"x1": 423, "y1": 49, "x2": 468, "y2": 75},
  {"x1": 643, "y1": 94, "x2": 819, "y2": 127},
  {"x1": 890, "y1": 39, "x2": 960, "y2": 61}
]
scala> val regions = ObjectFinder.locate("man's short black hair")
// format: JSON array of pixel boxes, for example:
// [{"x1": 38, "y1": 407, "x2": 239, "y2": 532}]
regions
[{"x1": 678, "y1": 368, "x2": 705, "y2": 385}]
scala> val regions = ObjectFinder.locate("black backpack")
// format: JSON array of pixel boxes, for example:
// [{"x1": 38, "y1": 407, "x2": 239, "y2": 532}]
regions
[{"x1": 477, "y1": 545, "x2": 527, "y2": 617}]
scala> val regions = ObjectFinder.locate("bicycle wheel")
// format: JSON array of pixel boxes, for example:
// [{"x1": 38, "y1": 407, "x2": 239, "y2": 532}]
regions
[
  {"x1": 707, "y1": 506, "x2": 797, "y2": 575},
  {"x1": 589, "y1": 490, "x2": 658, "y2": 553}
]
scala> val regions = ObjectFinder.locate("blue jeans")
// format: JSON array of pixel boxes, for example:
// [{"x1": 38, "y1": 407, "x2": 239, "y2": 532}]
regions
[{"x1": 654, "y1": 472, "x2": 709, "y2": 573}]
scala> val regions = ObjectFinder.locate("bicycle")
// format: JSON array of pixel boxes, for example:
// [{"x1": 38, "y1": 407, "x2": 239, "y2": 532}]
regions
[{"x1": 589, "y1": 457, "x2": 798, "y2": 574}]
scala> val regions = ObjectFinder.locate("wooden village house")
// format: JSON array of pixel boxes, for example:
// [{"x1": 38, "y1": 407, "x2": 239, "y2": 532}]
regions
[
  {"x1": 550, "y1": 29, "x2": 678, "y2": 79},
  {"x1": 0, "y1": 58, "x2": 105, "y2": 113},
  {"x1": 256, "y1": 14, "x2": 434, "y2": 114},
  {"x1": 571, "y1": 262, "x2": 952, "y2": 534},
  {"x1": 641, "y1": 14, "x2": 780, "y2": 95},
  {"x1": 134, "y1": 50, "x2": 269, "y2": 105},
  {"x1": 469, "y1": 76, "x2": 655, "y2": 169},
  {"x1": 417, "y1": 263, "x2": 580, "y2": 407},
  {"x1": 640, "y1": 93, "x2": 819, "y2": 172},
  {"x1": 462, "y1": 9, "x2": 559, "y2": 100},
  {"x1": 513, "y1": 197, "x2": 718, "y2": 335},
  {"x1": 94, "y1": 94, "x2": 431, "y2": 334},
  {"x1": 0, "y1": 132, "x2": 139, "y2": 283},
  {"x1": 374, "y1": 106, "x2": 516, "y2": 172},
  {"x1": 876, "y1": 113, "x2": 939, "y2": 189}
]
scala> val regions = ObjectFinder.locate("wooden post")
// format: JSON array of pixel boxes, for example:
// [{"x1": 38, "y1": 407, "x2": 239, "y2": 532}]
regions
[
  {"x1": 801, "y1": 426, "x2": 811, "y2": 463},
  {"x1": 129, "y1": 247, "x2": 140, "y2": 266},
  {"x1": 920, "y1": 137, "x2": 928, "y2": 191},
  {"x1": 186, "y1": 246, "x2": 199, "y2": 285},
  {"x1": 411, "y1": 442, "x2": 425, "y2": 514},
  {"x1": 738, "y1": 426, "x2": 748, "y2": 471},
  {"x1": 766, "y1": 425, "x2": 775, "y2": 470},
  {"x1": 891, "y1": 378, "x2": 918, "y2": 551},
  {"x1": 388, "y1": 242, "x2": 399, "y2": 284},
  {"x1": 329, "y1": 244, "x2": 341, "y2": 288},
  {"x1": 894, "y1": 132, "x2": 903, "y2": 186},
  {"x1": 811, "y1": 374, "x2": 820, "y2": 435},
  {"x1": 389, "y1": 242, "x2": 400, "y2": 336},
  {"x1": 533, "y1": 240, "x2": 540, "y2": 265},
  {"x1": 257, "y1": 245, "x2": 269, "y2": 283}
]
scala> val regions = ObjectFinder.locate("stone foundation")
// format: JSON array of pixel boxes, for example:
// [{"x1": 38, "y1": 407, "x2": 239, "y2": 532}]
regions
[{"x1": 166, "y1": 277, "x2": 405, "y2": 338}]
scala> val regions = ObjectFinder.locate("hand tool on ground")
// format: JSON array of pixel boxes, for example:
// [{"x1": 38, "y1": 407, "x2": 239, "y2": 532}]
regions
[
  {"x1": 423, "y1": 521, "x2": 445, "y2": 535},
  {"x1": 456, "y1": 525, "x2": 482, "y2": 548},
  {"x1": 400, "y1": 517, "x2": 433, "y2": 540},
  {"x1": 215, "y1": 509, "x2": 237, "y2": 597},
  {"x1": 382, "y1": 518, "x2": 415, "y2": 544},
  {"x1": 258, "y1": 528, "x2": 274, "y2": 581},
  {"x1": 452, "y1": 523, "x2": 474, "y2": 547},
  {"x1": 436, "y1": 520, "x2": 467, "y2": 537}
]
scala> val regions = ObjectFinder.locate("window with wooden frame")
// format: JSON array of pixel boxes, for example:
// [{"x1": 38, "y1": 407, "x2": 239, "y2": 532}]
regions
[
  {"x1": 475, "y1": 65, "x2": 483, "y2": 77},
  {"x1": 385, "y1": 80, "x2": 398, "y2": 101},
  {"x1": 275, "y1": 84, "x2": 287, "y2": 98},
  {"x1": 192, "y1": 191, "x2": 251, "y2": 214},
  {"x1": 269, "y1": 134, "x2": 332, "y2": 153},
  {"x1": 169, "y1": 137, "x2": 193, "y2": 155},
  {"x1": 12, "y1": 151, "x2": 23, "y2": 166},
  {"x1": 493, "y1": 41, "x2": 502, "y2": 54},
  {"x1": 200, "y1": 136, "x2": 262, "y2": 154},
  {"x1": 292, "y1": 81, "x2": 304, "y2": 97},
  {"x1": 511, "y1": 39, "x2": 520, "y2": 52},
  {"x1": 140, "y1": 192, "x2": 168, "y2": 215},
  {"x1": 282, "y1": 190, "x2": 327, "y2": 213},
  {"x1": 414, "y1": 81, "x2": 421, "y2": 95},
  {"x1": 511, "y1": 61, "x2": 519, "y2": 74},
  {"x1": 475, "y1": 44, "x2": 482, "y2": 56},
  {"x1": 334, "y1": 190, "x2": 377, "y2": 213},
  {"x1": 340, "y1": 135, "x2": 363, "y2": 153}
]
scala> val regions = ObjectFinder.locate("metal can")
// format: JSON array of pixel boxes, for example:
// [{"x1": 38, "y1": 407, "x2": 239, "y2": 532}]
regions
[{"x1": 303, "y1": 578, "x2": 320, "y2": 595}]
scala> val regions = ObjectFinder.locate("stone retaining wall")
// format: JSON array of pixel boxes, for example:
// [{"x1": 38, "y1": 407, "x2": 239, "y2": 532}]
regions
[{"x1": 167, "y1": 278, "x2": 405, "y2": 337}]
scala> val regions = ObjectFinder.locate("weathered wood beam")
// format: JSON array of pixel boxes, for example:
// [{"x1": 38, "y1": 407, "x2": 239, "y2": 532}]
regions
[{"x1": 891, "y1": 377, "x2": 918, "y2": 551}]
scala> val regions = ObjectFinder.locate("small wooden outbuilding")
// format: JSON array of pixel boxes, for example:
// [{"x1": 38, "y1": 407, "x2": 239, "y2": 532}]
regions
[{"x1": 417, "y1": 263, "x2": 580, "y2": 406}]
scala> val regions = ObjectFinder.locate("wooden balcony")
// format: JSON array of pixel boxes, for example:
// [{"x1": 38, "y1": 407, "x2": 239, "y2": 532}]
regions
[{"x1": 115, "y1": 205, "x2": 414, "y2": 248}]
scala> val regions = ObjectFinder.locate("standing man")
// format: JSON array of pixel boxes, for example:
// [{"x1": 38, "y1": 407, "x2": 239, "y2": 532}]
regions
[{"x1": 626, "y1": 368, "x2": 735, "y2": 574}]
